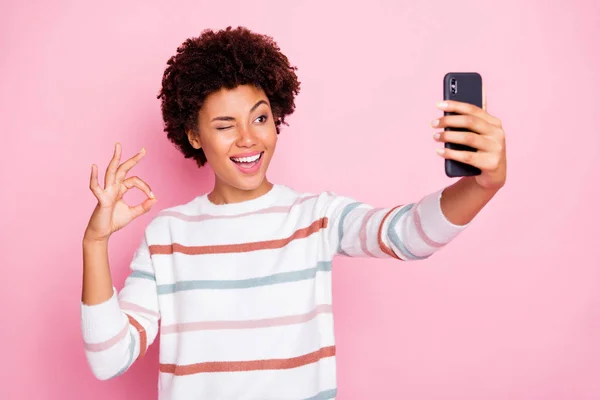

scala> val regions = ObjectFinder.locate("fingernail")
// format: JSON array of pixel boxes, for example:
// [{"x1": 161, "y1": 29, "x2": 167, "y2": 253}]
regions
[
  {"x1": 140, "y1": 147, "x2": 146, "y2": 154},
  {"x1": 149, "y1": 191, "x2": 155, "y2": 198},
  {"x1": 436, "y1": 148, "x2": 444, "y2": 155},
  {"x1": 431, "y1": 119, "x2": 440, "y2": 127},
  {"x1": 433, "y1": 133, "x2": 440, "y2": 140},
  {"x1": 436, "y1": 101, "x2": 448, "y2": 109}
]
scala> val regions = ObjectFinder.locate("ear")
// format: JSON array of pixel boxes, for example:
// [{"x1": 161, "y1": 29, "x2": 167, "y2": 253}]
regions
[{"x1": 187, "y1": 129, "x2": 202, "y2": 150}]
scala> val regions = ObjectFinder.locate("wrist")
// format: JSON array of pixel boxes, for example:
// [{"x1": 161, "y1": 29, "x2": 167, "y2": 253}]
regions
[
  {"x1": 440, "y1": 176, "x2": 500, "y2": 226},
  {"x1": 82, "y1": 233, "x2": 109, "y2": 247},
  {"x1": 464, "y1": 176, "x2": 502, "y2": 195}
]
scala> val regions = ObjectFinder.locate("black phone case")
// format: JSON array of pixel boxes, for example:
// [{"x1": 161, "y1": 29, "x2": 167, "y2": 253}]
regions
[{"x1": 443, "y1": 72, "x2": 483, "y2": 177}]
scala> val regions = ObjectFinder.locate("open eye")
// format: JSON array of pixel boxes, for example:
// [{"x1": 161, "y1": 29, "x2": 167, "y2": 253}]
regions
[{"x1": 254, "y1": 115, "x2": 268, "y2": 124}]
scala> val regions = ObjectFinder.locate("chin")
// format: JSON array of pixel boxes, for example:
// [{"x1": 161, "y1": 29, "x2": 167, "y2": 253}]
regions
[{"x1": 233, "y1": 175, "x2": 267, "y2": 191}]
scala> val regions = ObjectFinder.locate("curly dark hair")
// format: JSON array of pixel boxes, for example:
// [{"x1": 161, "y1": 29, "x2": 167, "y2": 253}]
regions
[{"x1": 157, "y1": 26, "x2": 301, "y2": 167}]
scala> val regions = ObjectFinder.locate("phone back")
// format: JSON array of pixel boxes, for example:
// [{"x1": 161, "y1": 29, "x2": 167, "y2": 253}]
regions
[{"x1": 443, "y1": 72, "x2": 483, "y2": 177}]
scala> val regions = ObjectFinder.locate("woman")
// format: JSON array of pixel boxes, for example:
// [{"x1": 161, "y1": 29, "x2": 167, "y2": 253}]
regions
[{"x1": 81, "y1": 26, "x2": 506, "y2": 399}]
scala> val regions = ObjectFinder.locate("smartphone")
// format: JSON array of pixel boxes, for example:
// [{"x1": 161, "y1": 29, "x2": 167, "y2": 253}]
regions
[{"x1": 443, "y1": 72, "x2": 483, "y2": 177}]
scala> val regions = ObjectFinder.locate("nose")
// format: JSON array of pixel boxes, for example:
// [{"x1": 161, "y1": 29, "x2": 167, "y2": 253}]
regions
[{"x1": 235, "y1": 124, "x2": 258, "y2": 148}]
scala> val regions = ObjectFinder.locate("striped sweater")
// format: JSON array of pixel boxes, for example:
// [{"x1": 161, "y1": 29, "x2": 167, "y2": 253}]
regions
[{"x1": 81, "y1": 184, "x2": 467, "y2": 399}]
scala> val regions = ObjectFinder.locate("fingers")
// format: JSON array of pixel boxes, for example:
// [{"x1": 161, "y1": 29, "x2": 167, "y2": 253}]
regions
[
  {"x1": 436, "y1": 99, "x2": 501, "y2": 128},
  {"x1": 116, "y1": 148, "x2": 146, "y2": 183},
  {"x1": 123, "y1": 175, "x2": 157, "y2": 220},
  {"x1": 436, "y1": 147, "x2": 501, "y2": 171},
  {"x1": 433, "y1": 130, "x2": 499, "y2": 153},
  {"x1": 89, "y1": 164, "x2": 104, "y2": 200},
  {"x1": 123, "y1": 175, "x2": 155, "y2": 199},
  {"x1": 104, "y1": 143, "x2": 122, "y2": 188},
  {"x1": 432, "y1": 114, "x2": 501, "y2": 137}
]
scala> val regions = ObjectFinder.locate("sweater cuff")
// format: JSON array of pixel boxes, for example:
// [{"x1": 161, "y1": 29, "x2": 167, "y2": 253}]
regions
[
  {"x1": 81, "y1": 287, "x2": 127, "y2": 344},
  {"x1": 415, "y1": 189, "x2": 469, "y2": 245}
]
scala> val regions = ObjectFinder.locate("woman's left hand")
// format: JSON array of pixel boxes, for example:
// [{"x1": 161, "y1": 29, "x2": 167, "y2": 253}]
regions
[{"x1": 431, "y1": 93, "x2": 507, "y2": 191}]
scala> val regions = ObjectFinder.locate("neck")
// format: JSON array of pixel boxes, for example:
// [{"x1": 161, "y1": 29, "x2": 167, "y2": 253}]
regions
[{"x1": 208, "y1": 177, "x2": 273, "y2": 205}]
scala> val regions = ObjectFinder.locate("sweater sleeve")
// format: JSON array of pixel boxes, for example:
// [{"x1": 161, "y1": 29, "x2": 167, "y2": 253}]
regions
[
  {"x1": 80, "y1": 234, "x2": 160, "y2": 380},
  {"x1": 325, "y1": 188, "x2": 468, "y2": 260}
]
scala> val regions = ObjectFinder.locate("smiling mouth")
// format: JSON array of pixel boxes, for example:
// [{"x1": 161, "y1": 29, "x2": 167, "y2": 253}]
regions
[{"x1": 230, "y1": 152, "x2": 264, "y2": 169}]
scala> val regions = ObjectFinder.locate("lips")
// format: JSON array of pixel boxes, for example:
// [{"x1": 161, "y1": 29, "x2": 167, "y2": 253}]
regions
[
  {"x1": 230, "y1": 152, "x2": 262, "y2": 163},
  {"x1": 230, "y1": 151, "x2": 264, "y2": 174}
]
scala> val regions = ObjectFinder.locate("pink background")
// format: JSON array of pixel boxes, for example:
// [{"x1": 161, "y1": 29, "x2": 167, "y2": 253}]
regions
[{"x1": 1, "y1": 0, "x2": 599, "y2": 398}]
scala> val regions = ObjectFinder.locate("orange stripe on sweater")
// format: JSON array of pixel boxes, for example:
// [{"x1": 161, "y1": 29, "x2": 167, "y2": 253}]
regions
[
  {"x1": 159, "y1": 346, "x2": 336, "y2": 376},
  {"x1": 126, "y1": 314, "x2": 147, "y2": 359},
  {"x1": 378, "y1": 207, "x2": 403, "y2": 260},
  {"x1": 149, "y1": 218, "x2": 328, "y2": 256}
]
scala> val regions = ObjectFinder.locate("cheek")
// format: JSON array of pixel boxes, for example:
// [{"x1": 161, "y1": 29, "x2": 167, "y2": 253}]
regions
[
  {"x1": 266, "y1": 134, "x2": 277, "y2": 149},
  {"x1": 203, "y1": 135, "x2": 235, "y2": 158},
  {"x1": 261, "y1": 126, "x2": 278, "y2": 148}
]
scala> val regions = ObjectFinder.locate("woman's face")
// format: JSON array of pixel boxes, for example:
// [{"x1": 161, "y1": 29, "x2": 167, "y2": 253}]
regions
[{"x1": 189, "y1": 84, "x2": 278, "y2": 194}]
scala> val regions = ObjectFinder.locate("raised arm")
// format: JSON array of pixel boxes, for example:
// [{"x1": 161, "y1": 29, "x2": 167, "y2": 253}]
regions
[
  {"x1": 325, "y1": 92, "x2": 507, "y2": 260},
  {"x1": 81, "y1": 143, "x2": 159, "y2": 379}
]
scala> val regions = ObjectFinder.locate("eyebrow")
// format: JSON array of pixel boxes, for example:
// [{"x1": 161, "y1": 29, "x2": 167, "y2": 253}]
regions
[{"x1": 211, "y1": 100, "x2": 269, "y2": 122}]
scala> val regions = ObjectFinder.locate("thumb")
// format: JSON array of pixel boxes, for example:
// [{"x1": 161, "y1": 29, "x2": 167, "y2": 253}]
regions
[
  {"x1": 482, "y1": 84, "x2": 487, "y2": 112},
  {"x1": 129, "y1": 198, "x2": 157, "y2": 220}
]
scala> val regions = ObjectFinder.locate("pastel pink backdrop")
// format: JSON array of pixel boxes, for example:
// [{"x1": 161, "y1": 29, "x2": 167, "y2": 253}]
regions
[{"x1": 1, "y1": 0, "x2": 599, "y2": 398}]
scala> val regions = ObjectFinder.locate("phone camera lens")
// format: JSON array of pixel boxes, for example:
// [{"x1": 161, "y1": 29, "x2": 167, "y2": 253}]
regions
[{"x1": 450, "y1": 78, "x2": 458, "y2": 94}]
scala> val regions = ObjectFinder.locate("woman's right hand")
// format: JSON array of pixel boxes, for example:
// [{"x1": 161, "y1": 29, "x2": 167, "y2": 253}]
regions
[{"x1": 84, "y1": 143, "x2": 157, "y2": 243}]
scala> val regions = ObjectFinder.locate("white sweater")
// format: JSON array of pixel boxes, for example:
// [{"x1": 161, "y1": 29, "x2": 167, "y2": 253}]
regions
[{"x1": 81, "y1": 184, "x2": 467, "y2": 399}]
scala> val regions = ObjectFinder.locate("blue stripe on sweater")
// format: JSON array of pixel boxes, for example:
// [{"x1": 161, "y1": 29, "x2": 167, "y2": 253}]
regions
[
  {"x1": 110, "y1": 331, "x2": 136, "y2": 378},
  {"x1": 303, "y1": 388, "x2": 338, "y2": 400},
  {"x1": 128, "y1": 270, "x2": 155, "y2": 281},
  {"x1": 337, "y1": 202, "x2": 362, "y2": 253},
  {"x1": 387, "y1": 203, "x2": 428, "y2": 260},
  {"x1": 157, "y1": 261, "x2": 332, "y2": 295}
]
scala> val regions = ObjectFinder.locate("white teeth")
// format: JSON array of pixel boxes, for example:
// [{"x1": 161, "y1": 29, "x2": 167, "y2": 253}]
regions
[{"x1": 232, "y1": 153, "x2": 261, "y2": 163}]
